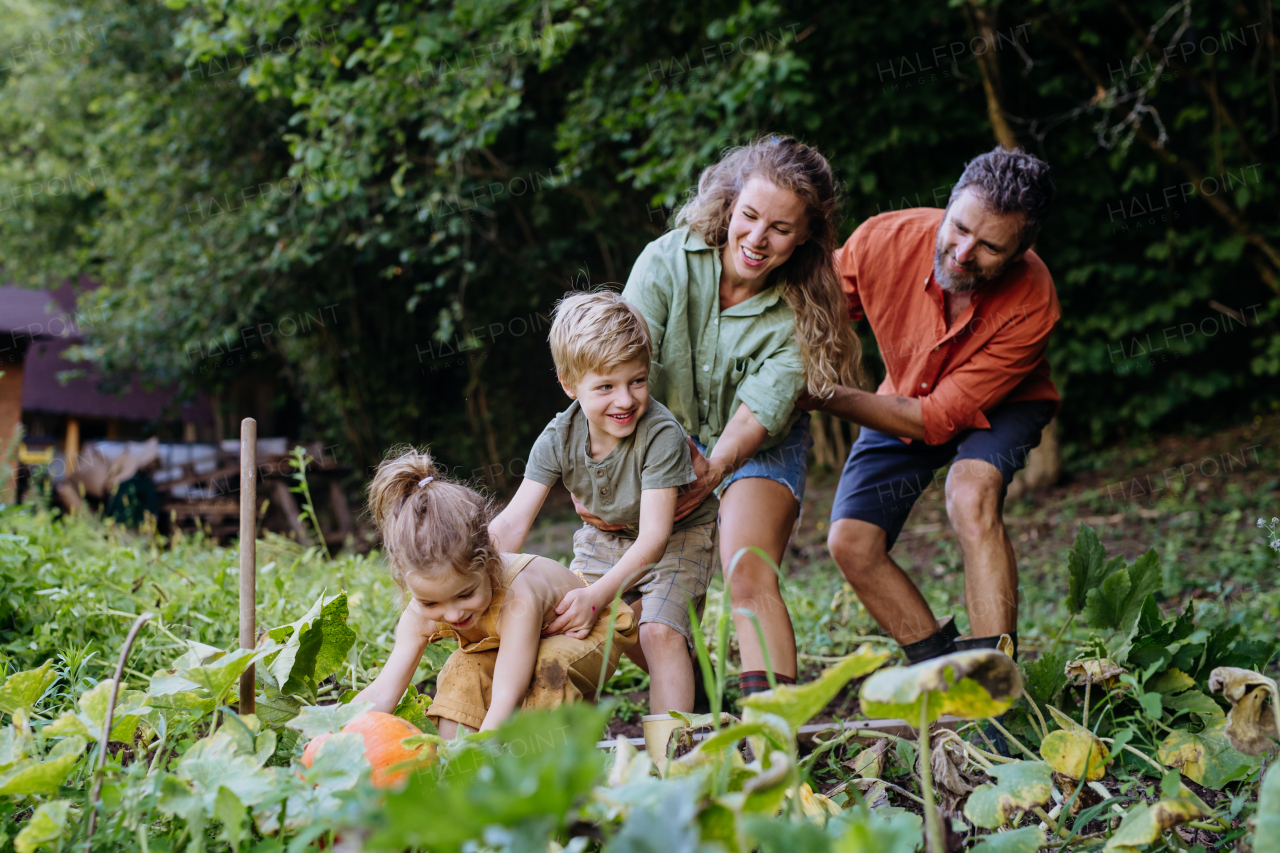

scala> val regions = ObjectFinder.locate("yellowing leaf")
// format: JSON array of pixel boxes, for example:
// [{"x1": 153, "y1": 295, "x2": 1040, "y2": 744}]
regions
[
  {"x1": 1103, "y1": 793, "x2": 1207, "y2": 852},
  {"x1": 1207, "y1": 666, "x2": 1279, "y2": 756},
  {"x1": 1064, "y1": 658, "x2": 1126, "y2": 688},
  {"x1": 963, "y1": 760, "x2": 1052, "y2": 829},
  {"x1": 0, "y1": 660, "x2": 57, "y2": 717},
  {"x1": 859, "y1": 650, "x2": 1022, "y2": 725},
  {"x1": 13, "y1": 799, "x2": 72, "y2": 853},
  {"x1": 1040, "y1": 730, "x2": 1110, "y2": 781},
  {"x1": 741, "y1": 644, "x2": 890, "y2": 731},
  {"x1": 0, "y1": 736, "x2": 86, "y2": 795},
  {"x1": 1157, "y1": 718, "x2": 1260, "y2": 789}
]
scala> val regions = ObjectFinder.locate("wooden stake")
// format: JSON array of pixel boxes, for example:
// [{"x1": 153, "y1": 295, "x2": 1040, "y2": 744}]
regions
[{"x1": 239, "y1": 418, "x2": 257, "y2": 715}]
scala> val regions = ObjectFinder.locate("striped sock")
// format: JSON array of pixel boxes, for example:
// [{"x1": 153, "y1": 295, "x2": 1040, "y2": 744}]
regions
[{"x1": 737, "y1": 671, "x2": 796, "y2": 696}]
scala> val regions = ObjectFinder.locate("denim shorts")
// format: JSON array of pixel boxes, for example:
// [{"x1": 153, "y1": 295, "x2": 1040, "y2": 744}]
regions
[
  {"x1": 830, "y1": 400, "x2": 1055, "y2": 550},
  {"x1": 693, "y1": 411, "x2": 813, "y2": 508}
]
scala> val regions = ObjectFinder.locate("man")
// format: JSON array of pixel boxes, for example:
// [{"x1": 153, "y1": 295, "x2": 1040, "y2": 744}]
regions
[{"x1": 801, "y1": 147, "x2": 1059, "y2": 664}]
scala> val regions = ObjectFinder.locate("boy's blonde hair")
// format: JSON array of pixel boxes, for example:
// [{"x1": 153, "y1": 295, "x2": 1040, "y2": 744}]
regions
[
  {"x1": 366, "y1": 446, "x2": 503, "y2": 600},
  {"x1": 549, "y1": 290, "x2": 652, "y2": 387}
]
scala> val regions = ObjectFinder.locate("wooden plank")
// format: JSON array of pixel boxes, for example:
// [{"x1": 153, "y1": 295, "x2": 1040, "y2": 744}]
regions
[
  {"x1": 270, "y1": 479, "x2": 312, "y2": 545},
  {"x1": 329, "y1": 479, "x2": 355, "y2": 537}
]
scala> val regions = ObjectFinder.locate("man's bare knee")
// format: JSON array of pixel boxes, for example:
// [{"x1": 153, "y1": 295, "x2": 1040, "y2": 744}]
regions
[
  {"x1": 945, "y1": 464, "x2": 1004, "y2": 544},
  {"x1": 827, "y1": 519, "x2": 886, "y2": 587}
]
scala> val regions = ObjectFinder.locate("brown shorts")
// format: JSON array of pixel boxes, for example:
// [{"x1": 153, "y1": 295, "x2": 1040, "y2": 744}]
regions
[
  {"x1": 429, "y1": 601, "x2": 638, "y2": 731},
  {"x1": 570, "y1": 521, "x2": 717, "y2": 644}
]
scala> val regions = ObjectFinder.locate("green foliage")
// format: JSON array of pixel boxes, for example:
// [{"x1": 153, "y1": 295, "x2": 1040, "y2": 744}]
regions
[
  {"x1": 1, "y1": 0, "x2": 1277, "y2": 472},
  {"x1": 371, "y1": 703, "x2": 611, "y2": 853},
  {"x1": 0, "y1": 483, "x2": 1275, "y2": 852}
]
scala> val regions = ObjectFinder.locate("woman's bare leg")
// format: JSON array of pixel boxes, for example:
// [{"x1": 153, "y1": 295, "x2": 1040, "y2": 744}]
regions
[{"x1": 718, "y1": 477, "x2": 798, "y2": 679}]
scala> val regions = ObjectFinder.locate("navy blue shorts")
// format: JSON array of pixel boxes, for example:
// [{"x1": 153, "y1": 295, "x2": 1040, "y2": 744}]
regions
[{"x1": 830, "y1": 401, "x2": 1055, "y2": 550}]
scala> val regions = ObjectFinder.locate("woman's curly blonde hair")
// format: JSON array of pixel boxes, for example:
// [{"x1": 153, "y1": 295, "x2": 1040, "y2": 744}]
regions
[
  {"x1": 366, "y1": 446, "x2": 503, "y2": 601},
  {"x1": 675, "y1": 135, "x2": 863, "y2": 396}
]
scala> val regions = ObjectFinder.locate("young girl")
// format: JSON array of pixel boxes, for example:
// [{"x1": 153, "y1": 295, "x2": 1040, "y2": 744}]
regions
[{"x1": 353, "y1": 448, "x2": 638, "y2": 737}]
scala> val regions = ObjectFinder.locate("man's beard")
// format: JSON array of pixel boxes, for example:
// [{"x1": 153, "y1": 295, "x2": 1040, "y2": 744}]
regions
[{"x1": 933, "y1": 243, "x2": 1008, "y2": 294}]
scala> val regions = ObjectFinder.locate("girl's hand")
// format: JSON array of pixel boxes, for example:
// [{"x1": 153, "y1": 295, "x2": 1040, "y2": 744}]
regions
[
  {"x1": 674, "y1": 438, "x2": 726, "y2": 521},
  {"x1": 543, "y1": 586, "x2": 603, "y2": 640}
]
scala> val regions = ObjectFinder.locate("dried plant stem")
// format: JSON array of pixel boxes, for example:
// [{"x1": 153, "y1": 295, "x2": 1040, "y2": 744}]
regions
[
  {"x1": 918, "y1": 705, "x2": 944, "y2": 853},
  {"x1": 87, "y1": 612, "x2": 153, "y2": 849}
]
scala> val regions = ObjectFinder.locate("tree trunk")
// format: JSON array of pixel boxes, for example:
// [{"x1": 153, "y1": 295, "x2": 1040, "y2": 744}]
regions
[{"x1": 968, "y1": 2, "x2": 1063, "y2": 494}]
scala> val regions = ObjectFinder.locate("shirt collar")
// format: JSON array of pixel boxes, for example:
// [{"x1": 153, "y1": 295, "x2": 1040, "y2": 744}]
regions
[
  {"x1": 722, "y1": 285, "x2": 785, "y2": 317},
  {"x1": 682, "y1": 229, "x2": 714, "y2": 252}
]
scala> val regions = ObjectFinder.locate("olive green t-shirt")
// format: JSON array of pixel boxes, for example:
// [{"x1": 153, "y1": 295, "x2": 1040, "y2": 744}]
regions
[{"x1": 524, "y1": 399, "x2": 719, "y2": 536}]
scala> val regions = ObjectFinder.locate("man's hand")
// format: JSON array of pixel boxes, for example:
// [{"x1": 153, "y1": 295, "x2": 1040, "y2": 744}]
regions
[
  {"x1": 571, "y1": 493, "x2": 629, "y2": 532},
  {"x1": 675, "y1": 437, "x2": 725, "y2": 521},
  {"x1": 794, "y1": 387, "x2": 823, "y2": 412},
  {"x1": 543, "y1": 586, "x2": 604, "y2": 640}
]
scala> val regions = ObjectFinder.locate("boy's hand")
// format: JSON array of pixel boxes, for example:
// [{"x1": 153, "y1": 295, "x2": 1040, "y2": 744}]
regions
[{"x1": 543, "y1": 586, "x2": 604, "y2": 640}]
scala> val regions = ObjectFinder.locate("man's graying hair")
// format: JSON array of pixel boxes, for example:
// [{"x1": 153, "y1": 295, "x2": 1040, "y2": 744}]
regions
[{"x1": 950, "y1": 147, "x2": 1056, "y2": 253}]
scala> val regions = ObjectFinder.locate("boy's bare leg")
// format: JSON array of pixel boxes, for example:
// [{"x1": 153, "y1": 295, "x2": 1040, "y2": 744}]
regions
[
  {"x1": 622, "y1": 600, "x2": 650, "y2": 671},
  {"x1": 436, "y1": 719, "x2": 477, "y2": 739},
  {"x1": 642, "y1": 622, "x2": 694, "y2": 714}
]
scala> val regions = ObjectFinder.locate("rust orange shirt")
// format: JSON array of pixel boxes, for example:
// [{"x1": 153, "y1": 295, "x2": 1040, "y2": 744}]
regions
[{"x1": 836, "y1": 207, "x2": 1060, "y2": 445}]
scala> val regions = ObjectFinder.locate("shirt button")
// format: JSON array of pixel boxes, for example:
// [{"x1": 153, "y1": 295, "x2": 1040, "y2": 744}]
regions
[
  {"x1": 596, "y1": 469, "x2": 603, "y2": 477},
  {"x1": 714, "y1": 319, "x2": 719, "y2": 325},
  {"x1": 600, "y1": 487, "x2": 608, "y2": 496},
  {"x1": 703, "y1": 399, "x2": 709, "y2": 406},
  {"x1": 920, "y1": 382, "x2": 928, "y2": 388},
  {"x1": 703, "y1": 364, "x2": 710, "y2": 371}
]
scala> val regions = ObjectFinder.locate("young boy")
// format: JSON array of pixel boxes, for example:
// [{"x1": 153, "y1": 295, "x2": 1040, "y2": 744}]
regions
[{"x1": 489, "y1": 290, "x2": 719, "y2": 715}]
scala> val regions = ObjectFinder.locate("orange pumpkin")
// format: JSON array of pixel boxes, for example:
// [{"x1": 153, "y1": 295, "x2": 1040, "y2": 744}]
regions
[{"x1": 300, "y1": 711, "x2": 435, "y2": 788}]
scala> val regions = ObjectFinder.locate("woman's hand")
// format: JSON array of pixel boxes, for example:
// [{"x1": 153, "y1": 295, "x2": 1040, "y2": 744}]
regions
[
  {"x1": 543, "y1": 586, "x2": 604, "y2": 640},
  {"x1": 572, "y1": 493, "x2": 629, "y2": 532},
  {"x1": 675, "y1": 438, "x2": 726, "y2": 521}
]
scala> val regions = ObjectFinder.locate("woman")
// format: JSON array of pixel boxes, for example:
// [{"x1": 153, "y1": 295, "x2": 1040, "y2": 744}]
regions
[{"x1": 582, "y1": 136, "x2": 862, "y2": 694}]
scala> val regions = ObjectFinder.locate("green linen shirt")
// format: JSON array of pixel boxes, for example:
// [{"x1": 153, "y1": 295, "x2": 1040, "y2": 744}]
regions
[
  {"x1": 524, "y1": 399, "x2": 720, "y2": 536},
  {"x1": 622, "y1": 227, "x2": 804, "y2": 453}
]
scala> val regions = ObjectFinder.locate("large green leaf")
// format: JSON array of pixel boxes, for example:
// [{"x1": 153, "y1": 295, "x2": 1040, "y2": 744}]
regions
[
  {"x1": 1254, "y1": 763, "x2": 1280, "y2": 853},
  {"x1": 369, "y1": 703, "x2": 610, "y2": 853},
  {"x1": 1066, "y1": 525, "x2": 1122, "y2": 615},
  {"x1": 969, "y1": 827, "x2": 1046, "y2": 853},
  {"x1": 284, "y1": 700, "x2": 373, "y2": 740},
  {"x1": 1082, "y1": 549, "x2": 1161, "y2": 632},
  {"x1": 859, "y1": 650, "x2": 1022, "y2": 724},
  {"x1": 259, "y1": 590, "x2": 357, "y2": 696},
  {"x1": 162, "y1": 729, "x2": 282, "y2": 817},
  {"x1": 963, "y1": 761, "x2": 1053, "y2": 829},
  {"x1": 13, "y1": 799, "x2": 72, "y2": 853},
  {"x1": 0, "y1": 736, "x2": 86, "y2": 795},
  {"x1": 740, "y1": 644, "x2": 890, "y2": 731},
  {"x1": 827, "y1": 804, "x2": 923, "y2": 853},
  {"x1": 43, "y1": 679, "x2": 151, "y2": 744},
  {"x1": 1157, "y1": 717, "x2": 1260, "y2": 789},
  {"x1": 151, "y1": 643, "x2": 264, "y2": 707},
  {"x1": 0, "y1": 660, "x2": 57, "y2": 717}
]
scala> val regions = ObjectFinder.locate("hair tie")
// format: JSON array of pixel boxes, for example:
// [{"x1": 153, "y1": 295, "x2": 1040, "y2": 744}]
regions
[{"x1": 418, "y1": 476, "x2": 434, "y2": 488}]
